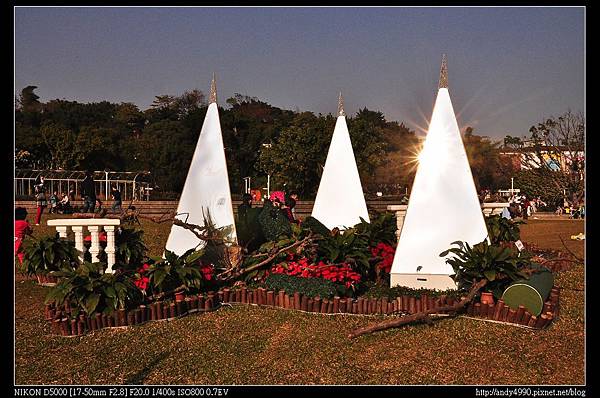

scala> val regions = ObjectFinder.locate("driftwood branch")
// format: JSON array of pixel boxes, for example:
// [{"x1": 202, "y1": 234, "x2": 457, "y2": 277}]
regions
[
  {"x1": 135, "y1": 210, "x2": 177, "y2": 224},
  {"x1": 217, "y1": 233, "x2": 314, "y2": 280},
  {"x1": 135, "y1": 211, "x2": 236, "y2": 245},
  {"x1": 348, "y1": 279, "x2": 488, "y2": 339}
]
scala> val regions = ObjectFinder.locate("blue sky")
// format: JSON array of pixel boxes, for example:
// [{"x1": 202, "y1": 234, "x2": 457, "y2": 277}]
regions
[{"x1": 15, "y1": 6, "x2": 584, "y2": 140}]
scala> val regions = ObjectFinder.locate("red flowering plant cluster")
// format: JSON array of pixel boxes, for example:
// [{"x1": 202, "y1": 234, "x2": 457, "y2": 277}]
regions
[
  {"x1": 270, "y1": 255, "x2": 362, "y2": 292},
  {"x1": 133, "y1": 263, "x2": 151, "y2": 292},
  {"x1": 198, "y1": 262, "x2": 215, "y2": 281},
  {"x1": 371, "y1": 242, "x2": 396, "y2": 282}
]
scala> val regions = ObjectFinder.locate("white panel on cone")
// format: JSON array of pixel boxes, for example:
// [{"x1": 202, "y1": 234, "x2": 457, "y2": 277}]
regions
[
  {"x1": 165, "y1": 103, "x2": 237, "y2": 255},
  {"x1": 311, "y1": 116, "x2": 370, "y2": 230},
  {"x1": 390, "y1": 88, "x2": 488, "y2": 290}
]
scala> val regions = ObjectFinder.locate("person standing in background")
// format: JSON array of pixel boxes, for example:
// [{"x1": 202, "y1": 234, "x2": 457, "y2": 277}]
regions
[
  {"x1": 33, "y1": 175, "x2": 47, "y2": 225},
  {"x1": 111, "y1": 185, "x2": 122, "y2": 213},
  {"x1": 49, "y1": 191, "x2": 59, "y2": 214},
  {"x1": 287, "y1": 191, "x2": 299, "y2": 220},
  {"x1": 81, "y1": 170, "x2": 96, "y2": 213},
  {"x1": 15, "y1": 207, "x2": 32, "y2": 264}
]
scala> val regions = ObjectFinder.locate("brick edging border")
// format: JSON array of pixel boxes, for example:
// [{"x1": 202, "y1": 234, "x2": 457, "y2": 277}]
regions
[{"x1": 43, "y1": 286, "x2": 560, "y2": 337}]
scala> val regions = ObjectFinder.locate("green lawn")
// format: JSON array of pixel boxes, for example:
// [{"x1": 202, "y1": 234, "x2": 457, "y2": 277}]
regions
[{"x1": 15, "y1": 215, "x2": 585, "y2": 385}]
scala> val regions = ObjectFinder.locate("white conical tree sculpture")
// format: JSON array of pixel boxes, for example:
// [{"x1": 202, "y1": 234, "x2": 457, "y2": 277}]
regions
[
  {"x1": 311, "y1": 93, "x2": 370, "y2": 230},
  {"x1": 390, "y1": 55, "x2": 488, "y2": 290},
  {"x1": 165, "y1": 74, "x2": 237, "y2": 255}
]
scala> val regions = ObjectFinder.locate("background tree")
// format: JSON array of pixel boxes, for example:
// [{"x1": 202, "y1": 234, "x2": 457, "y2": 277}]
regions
[
  {"x1": 18, "y1": 85, "x2": 42, "y2": 113},
  {"x1": 347, "y1": 108, "x2": 388, "y2": 185},
  {"x1": 257, "y1": 112, "x2": 334, "y2": 196},
  {"x1": 131, "y1": 120, "x2": 195, "y2": 192},
  {"x1": 220, "y1": 96, "x2": 295, "y2": 193},
  {"x1": 39, "y1": 122, "x2": 78, "y2": 169},
  {"x1": 505, "y1": 111, "x2": 585, "y2": 204},
  {"x1": 370, "y1": 121, "x2": 420, "y2": 195},
  {"x1": 15, "y1": 85, "x2": 582, "y2": 203},
  {"x1": 463, "y1": 127, "x2": 513, "y2": 192}
]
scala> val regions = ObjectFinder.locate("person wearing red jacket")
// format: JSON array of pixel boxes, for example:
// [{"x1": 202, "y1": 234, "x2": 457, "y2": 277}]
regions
[{"x1": 15, "y1": 207, "x2": 32, "y2": 264}]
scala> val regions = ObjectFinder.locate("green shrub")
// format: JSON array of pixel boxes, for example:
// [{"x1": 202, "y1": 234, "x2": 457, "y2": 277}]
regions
[
  {"x1": 145, "y1": 249, "x2": 205, "y2": 296},
  {"x1": 20, "y1": 234, "x2": 80, "y2": 276},
  {"x1": 236, "y1": 207, "x2": 266, "y2": 252},
  {"x1": 302, "y1": 216, "x2": 331, "y2": 237},
  {"x1": 264, "y1": 273, "x2": 339, "y2": 299},
  {"x1": 354, "y1": 212, "x2": 397, "y2": 246},
  {"x1": 114, "y1": 228, "x2": 147, "y2": 271},
  {"x1": 485, "y1": 215, "x2": 523, "y2": 245},
  {"x1": 317, "y1": 228, "x2": 371, "y2": 279},
  {"x1": 258, "y1": 200, "x2": 292, "y2": 241},
  {"x1": 45, "y1": 262, "x2": 143, "y2": 317},
  {"x1": 440, "y1": 240, "x2": 533, "y2": 298}
]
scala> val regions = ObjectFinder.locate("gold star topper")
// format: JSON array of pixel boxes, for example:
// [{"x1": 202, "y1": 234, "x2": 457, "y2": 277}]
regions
[
  {"x1": 209, "y1": 72, "x2": 217, "y2": 104},
  {"x1": 439, "y1": 54, "x2": 448, "y2": 89},
  {"x1": 338, "y1": 92, "x2": 345, "y2": 117}
]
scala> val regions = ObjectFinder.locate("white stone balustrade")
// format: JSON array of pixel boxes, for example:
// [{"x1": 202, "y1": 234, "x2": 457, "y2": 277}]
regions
[
  {"x1": 386, "y1": 205, "x2": 408, "y2": 239},
  {"x1": 47, "y1": 219, "x2": 121, "y2": 273},
  {"x1": 387, "y1": 202, "x2": 510, "y2": 238},
  {"x1": 481, "y1": 202, "x2": 511, "y2": 217}
]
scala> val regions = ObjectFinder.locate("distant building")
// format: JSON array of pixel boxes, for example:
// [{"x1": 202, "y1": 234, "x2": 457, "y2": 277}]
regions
[{"x1": 499, "y1": 146, "x2": 584, "y2": 173}]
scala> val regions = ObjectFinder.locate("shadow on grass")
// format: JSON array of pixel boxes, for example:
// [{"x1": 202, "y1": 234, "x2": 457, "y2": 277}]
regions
[{"x1": 124, "y1": 350, "x2": 170, "y2": 385}]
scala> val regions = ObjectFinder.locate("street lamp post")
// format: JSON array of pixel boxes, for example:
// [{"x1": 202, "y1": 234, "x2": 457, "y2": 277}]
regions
[
  {"x1": 243, "y1": 177, "x2": 251, "y2": 194},
  {"x1": 262, "y1": 143, "x2": 272, "y2": 198}
]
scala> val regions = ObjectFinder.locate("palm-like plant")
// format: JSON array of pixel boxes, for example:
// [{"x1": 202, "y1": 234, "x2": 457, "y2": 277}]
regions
[
  {"x1": 440, "y1": 240, "x2": 533, "y2": 298},
  {"x1": 145, "y1": 249, "x2": 205, "y2": 298},
  {"x1": 114, "y1": 227, "x2": 147, "y2": 271},
  {"x1": 45, "y1": 262, "x2": 143, "y2": 317},
  {"x1": 19, "y1": 234, "x2": 80, "y2": 276}
]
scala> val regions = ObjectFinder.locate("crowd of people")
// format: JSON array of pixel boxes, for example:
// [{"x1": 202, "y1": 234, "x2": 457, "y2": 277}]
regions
[
  {"x1": 238, "y1": 190, "x2": 300, "y2": 224},
  {"x1": 507, "y1": 194, "x2": 546, "y2": 220},
  {"x1": 476, "y1": 188, "x2": 585, "y2": 220},
  {"x1": 29, "y1": 172, "x2": 123, "y2": 224},
  {"x1": 555, "y1": 198, "x2": 585, "y2": 219}
]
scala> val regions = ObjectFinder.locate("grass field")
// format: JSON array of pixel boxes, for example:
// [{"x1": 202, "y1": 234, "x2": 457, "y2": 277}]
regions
[{"x1": 14, "y1": 215, "x2": 585, "y2": 385}]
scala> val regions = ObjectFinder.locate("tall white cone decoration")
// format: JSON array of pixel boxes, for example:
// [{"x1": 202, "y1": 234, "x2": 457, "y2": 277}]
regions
[
  {"x1": 165, "y1": 73, "x2": 237, "y2": 255},
  {"x1": 311, "y1": 92, "x2": 370, "y2": 229},
  {"x1": 390, "y1": 55, "x2": 488, "y2": 290}
]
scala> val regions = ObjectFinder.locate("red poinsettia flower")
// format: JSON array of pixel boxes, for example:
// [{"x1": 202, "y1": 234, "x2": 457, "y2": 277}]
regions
[
  {"x1": 269, "y1": 258, "x2": 361, "y2": 289},
  {"x1": 134, "y1": 276, "x2": 149, "y2": 291},
  {"x1": 199, "y1": 264, "x2": 214, "y2": 281}
]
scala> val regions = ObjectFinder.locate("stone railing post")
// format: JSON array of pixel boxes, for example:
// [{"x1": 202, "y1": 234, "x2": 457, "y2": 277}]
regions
[
  {"x1": 71, "y1": 226, "x2": 86, "y2": 263},
  {"x1": 386, "y1": 205, "x2": 408, "y2": 238},
  {"x1": 482, "y1": 202, "x2": 510, "y2": 217},
  {"x1": 104, "y1": 226, "x2": 116, "y2": 273},
  {"x1": 88, "y1": 226, "x2": 102, "y2": 265},
  {"x1": 55, "y1": 226, "x2": 69, "y2": 238}
]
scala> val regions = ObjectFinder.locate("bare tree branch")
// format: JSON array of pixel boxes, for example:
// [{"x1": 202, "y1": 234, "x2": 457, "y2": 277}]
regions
[
  {"x1": 217, "y1": 233, "x2": 314, "y2": 280},
  {"x1": 348, "y1": 279, "x2": 488, "y2": 339}
]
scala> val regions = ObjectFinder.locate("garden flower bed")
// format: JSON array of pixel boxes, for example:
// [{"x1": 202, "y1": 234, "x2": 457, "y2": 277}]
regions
[{"x1": 28, "y1": 212, "x2": 570, "y2": 338}]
